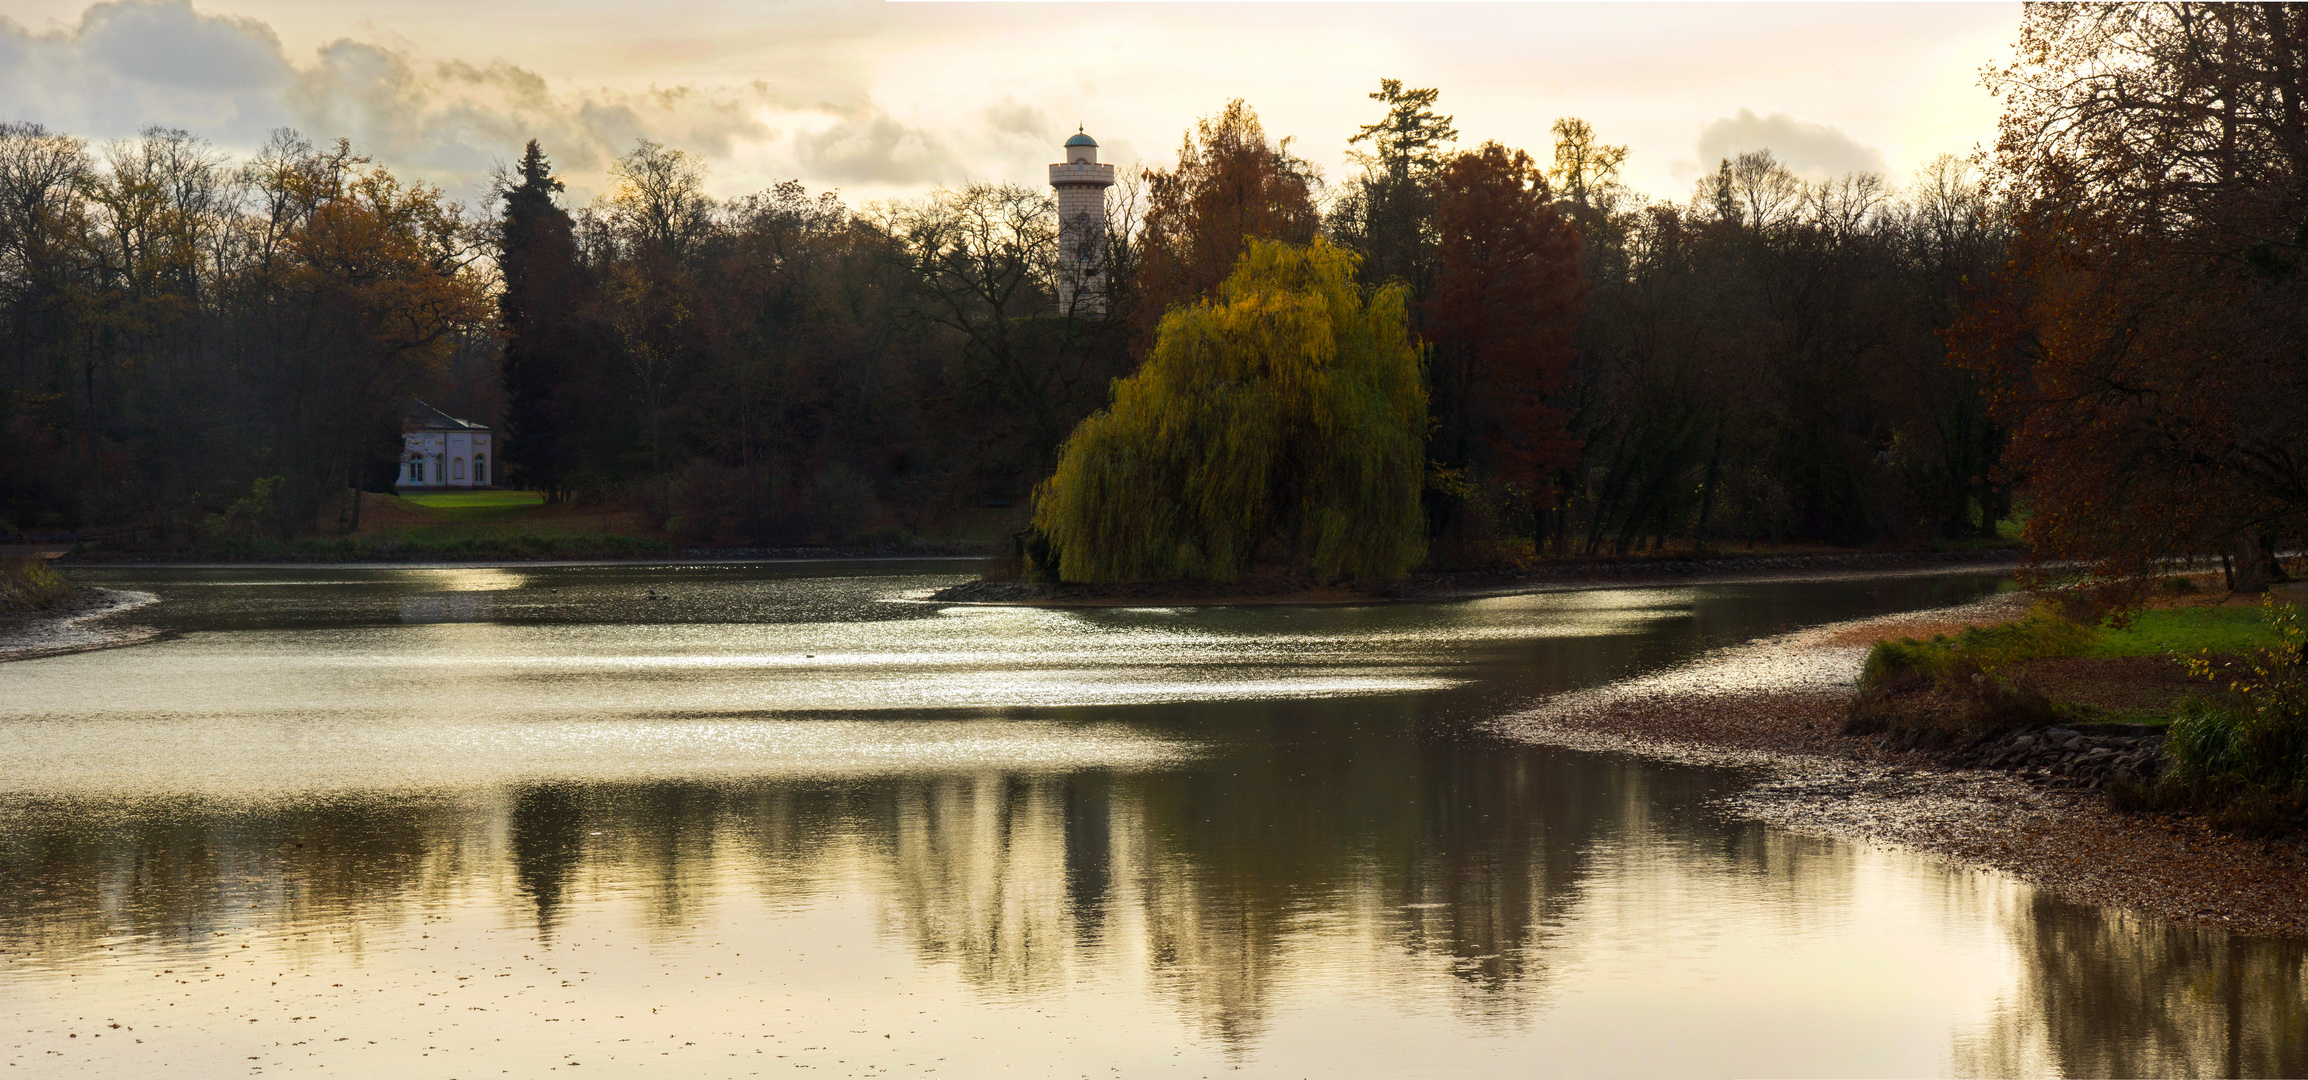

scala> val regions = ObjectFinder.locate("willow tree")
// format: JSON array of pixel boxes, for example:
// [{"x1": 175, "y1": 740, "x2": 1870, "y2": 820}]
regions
[{"x1": 1033, "y1": 238, "x2": 1426, "y2": 583}]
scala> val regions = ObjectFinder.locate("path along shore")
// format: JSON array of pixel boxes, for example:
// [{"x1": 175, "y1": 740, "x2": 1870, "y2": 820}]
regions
[{"x1": 1494, "y1": 592, "x2": 2308, "y2": 940}]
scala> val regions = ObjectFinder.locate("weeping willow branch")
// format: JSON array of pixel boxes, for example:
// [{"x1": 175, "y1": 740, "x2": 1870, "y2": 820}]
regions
[{"x1": 1033, "y1": 238, "x2": 1427, "y2": 583}]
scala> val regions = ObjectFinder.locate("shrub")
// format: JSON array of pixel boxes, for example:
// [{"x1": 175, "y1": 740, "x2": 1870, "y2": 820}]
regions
[
  {"x1": 1857, "y1": 601, "x2": 2101, "y2": 692},
  {"x1": 1848, "y1": 601, "x2": 2096, "y2": 741},
  {"x1": 0, "y1": 557, "x2": 71, "y2": 613},
  {"x1": 2148, "y1": 600, "x2": 2308, "y2": 831}
]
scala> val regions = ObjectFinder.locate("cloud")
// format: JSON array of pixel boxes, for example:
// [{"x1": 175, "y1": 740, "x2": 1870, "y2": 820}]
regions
[
  {"x1": 80, "y1": 0, "x2": 288, "y2": 92},
  {"x1": 0, "y1": 0, "x2": 776, "y2": 199},
  {"x1": 1695, "y1": 108, "x2": 1886, "y2": 179},
  {"x1": 287, "y1": 41, "x2": 773, "y2": 186},
  {"x1": 794, "y1": 105, "x2": 962, "y2": 186},
  {"x1": 0, "y1": 1, "x2": 294, "y2": 146},
  {"x1": 984, "y1": 98, "x2": 1053, "y2": 142},
  {"x1": 0, "y1": 1, "x2": 1101, "y2": 201}
]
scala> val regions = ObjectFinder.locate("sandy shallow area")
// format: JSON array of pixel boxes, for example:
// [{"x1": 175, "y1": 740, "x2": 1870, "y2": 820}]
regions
[
  {"x1": 0, "y1": 586, "x2": 163, "y2": 663},
  {"x1": 1493, "y1": 593, "x2": 2308, "y2": 940}
]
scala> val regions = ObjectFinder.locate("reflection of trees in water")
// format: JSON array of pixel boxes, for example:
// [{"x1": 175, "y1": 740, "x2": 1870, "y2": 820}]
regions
[
  {"x1": 1390, "y1": 742, "x2": 1620, "y2": 1021},
  {"x1": 509, "y1": 785, "x2": 585, "y2": 939},
  {"x1": 0, "y1": 797, "x2": 459, "y2": 962},
  {"x1": 873, "y1": 775, "x2": 1079, "y2": 995},
  {"x1": 8, "y1": 750, "x2": 2306, "y2": 1068},
  {"x1": 1955, "y1": 894, "x2": 2308, "y2": 1078}
]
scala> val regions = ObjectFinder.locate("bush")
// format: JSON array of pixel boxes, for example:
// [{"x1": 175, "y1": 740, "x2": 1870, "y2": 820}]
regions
[
  {"x1": 201, "y1": 476, "x2": 285, "y2": 543},
  {"x1": 2143, "y1": 600, "x2": 2308, "y2": 831},
  {"x1": 0, "y1": 557, "x2": 71, "y2": 613},
  {"x1": 1848, "y1": 601, "x2": 2096, "y2": 741},
  {"x1": 1857, "y1": 601, "x2": 2101, "y2": 692}
]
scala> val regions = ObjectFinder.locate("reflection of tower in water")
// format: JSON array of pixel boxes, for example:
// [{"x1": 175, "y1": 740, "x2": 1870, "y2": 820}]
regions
[{"x1": 1049, "y1": 129, "x2": 1115, "y2": 318}]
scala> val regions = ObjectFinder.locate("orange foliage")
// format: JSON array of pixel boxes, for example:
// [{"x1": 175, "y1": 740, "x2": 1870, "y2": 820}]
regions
[
  {"x1": 1426, "y1": 143, "x2": 1585, "y2": 494},
  {"x1": 1135, "y1": 101, "x2": 1319, "y2": 341}
]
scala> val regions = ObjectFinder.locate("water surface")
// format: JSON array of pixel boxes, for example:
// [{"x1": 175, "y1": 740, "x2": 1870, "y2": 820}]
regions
[{"x1": 1, "y1": 563, "x2": 2300, "y2": 1077}]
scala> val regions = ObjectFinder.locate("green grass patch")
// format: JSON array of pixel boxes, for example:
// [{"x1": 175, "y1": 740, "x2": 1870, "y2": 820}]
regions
[
  {"x1": 395, "y1": 490, "x2": 547, "y2": 524},
  {"x1": 1863, "y1": 602, "x2": 2292, "y2": 684},
  {"x1": 399, "y1": 490, "x2": 545, "y2": 509},
  {"x1": 2089, "y1": 606, "x2": 2285, "y2": 658},
  {"x1": 1859, "y1": 604, "x2": 2100, "y2": 691}
]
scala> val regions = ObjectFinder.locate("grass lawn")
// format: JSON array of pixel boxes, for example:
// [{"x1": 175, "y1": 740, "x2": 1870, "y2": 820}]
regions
[
  {"x1": 397, "y1": 490, "x2": 547, "y2": 522},
  {"x1": 2092, "y1": 605, "x2": 2288, "y2": 658},
  {"x1": 1862, "y1": 586, "x2": 2305, "y2": 727}
]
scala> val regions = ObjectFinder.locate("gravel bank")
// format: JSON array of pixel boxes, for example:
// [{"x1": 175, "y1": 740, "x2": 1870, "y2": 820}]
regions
[
  {"x1": 1493, "y1": 594, "x2": 2308, "y2": 940},
  {"x1": 0, "y1": 586, "x2": 164, "y2": 663}
]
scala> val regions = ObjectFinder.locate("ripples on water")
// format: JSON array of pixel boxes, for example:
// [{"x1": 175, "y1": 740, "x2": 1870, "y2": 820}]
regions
[{"x1": 0, "y1": 562, "x2": 2301, "y2": 1077}]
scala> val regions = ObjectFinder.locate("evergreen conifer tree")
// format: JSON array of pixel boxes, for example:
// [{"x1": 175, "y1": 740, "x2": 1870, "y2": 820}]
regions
[{"x1": 496, "y1": 141, "x2": 582, "y2": 498}]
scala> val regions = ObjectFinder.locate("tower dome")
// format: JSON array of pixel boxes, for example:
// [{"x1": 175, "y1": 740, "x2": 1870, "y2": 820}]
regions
[{"x1": 1061, "y1": 128, "x2": 1100, "y2": 165}]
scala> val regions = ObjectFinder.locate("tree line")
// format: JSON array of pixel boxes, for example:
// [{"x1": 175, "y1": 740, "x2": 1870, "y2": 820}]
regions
[{"x1": 27, "y1": 39, "x2": 2225, "y2": 572}]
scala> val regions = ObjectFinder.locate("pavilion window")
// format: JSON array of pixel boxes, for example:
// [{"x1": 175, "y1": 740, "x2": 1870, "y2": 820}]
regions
[
  {"x1": 452, "y1": 457, "x2": 466, "y2": 481},
  {"x1": 473, "y1": 454, "x2": 487, "y2": 486}
]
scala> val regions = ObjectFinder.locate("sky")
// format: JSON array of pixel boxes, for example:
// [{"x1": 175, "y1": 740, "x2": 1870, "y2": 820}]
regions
[{"x1": 0, "y1": 0, "x2": 2021, "y2": 210}]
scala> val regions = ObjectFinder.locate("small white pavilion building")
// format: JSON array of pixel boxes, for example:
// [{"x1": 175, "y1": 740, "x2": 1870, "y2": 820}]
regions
[{"x1": 398, "y1": 402, "x2": 495, "y2": 490}]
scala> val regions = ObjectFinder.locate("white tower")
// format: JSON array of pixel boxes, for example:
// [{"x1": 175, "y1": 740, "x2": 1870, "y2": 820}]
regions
[{"x1": 1049, "y1": 129, "x2": 1116, "y2": 317}]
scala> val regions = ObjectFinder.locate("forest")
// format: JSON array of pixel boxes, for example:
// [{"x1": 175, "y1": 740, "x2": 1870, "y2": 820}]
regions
[{"x1": 3, "y1": 4, "x2": 2299, "y2": 585}]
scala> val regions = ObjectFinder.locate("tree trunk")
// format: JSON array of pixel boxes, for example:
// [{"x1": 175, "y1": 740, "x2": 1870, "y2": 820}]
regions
[
  {"x1": 1691, "y1": 417, "x2": 1725, "y2": 557},
  {"x1": 2231, "y1": 532, "x2": 2271, "y2": 594}
]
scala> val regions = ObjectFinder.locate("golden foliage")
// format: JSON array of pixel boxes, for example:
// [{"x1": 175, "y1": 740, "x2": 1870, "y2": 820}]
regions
[{"x1": 1033, "y1": 239, "x2": 1426, "y2": 583}]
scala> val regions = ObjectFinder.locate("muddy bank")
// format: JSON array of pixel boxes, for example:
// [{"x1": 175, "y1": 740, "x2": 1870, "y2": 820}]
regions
[
  {"x1": 935, "y1": 547, "x2": 2026, "y2": 606},
  {"x1": 1494, "y1": 594, "x2": 2308, "y2": 940},
  {"x1": 0, "y1": 586, "x2": 165, "y2": 663}
]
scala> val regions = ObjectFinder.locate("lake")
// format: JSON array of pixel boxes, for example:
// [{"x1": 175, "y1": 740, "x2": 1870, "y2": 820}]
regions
[{"x1": 1, "y1": 562, "x2": 2300, "y2": 1077}]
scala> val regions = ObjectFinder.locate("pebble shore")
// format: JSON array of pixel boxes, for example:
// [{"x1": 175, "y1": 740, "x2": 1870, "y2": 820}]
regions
[{"x1": 1495, "y1": 596, "x2": 2308, "y2": 940}]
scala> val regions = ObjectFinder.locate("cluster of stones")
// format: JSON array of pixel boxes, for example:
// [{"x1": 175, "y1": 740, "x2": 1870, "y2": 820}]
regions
[{"x1": 1946, "y1": 727, "x2": 2168, "y2": 790}]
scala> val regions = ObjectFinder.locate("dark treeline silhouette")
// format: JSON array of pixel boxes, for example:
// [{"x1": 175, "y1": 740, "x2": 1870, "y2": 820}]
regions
[{"x1": 0, "y1": 87, "x2": 2013, "y2": 558}]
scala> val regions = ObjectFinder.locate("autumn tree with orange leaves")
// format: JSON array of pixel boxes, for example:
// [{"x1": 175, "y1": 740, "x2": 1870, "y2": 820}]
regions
[
  {"x1": 1957, "y1": 2, "x2": 2308, "y2": 595},
  {"x1": 1134, "y1": 100, "x2": 1320, "y2": 339},
  {"x1": 1426, "y1": 142, "x2": 1585, "y2": 549}
]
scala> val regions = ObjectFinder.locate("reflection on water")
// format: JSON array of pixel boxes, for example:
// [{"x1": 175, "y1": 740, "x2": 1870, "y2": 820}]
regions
[{"x1": 1, "y1": 563, "x2": 2302, "y2": 1077}]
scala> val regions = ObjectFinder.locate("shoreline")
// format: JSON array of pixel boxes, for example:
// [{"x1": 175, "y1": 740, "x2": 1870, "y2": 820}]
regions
[
  {"x1": 936, "y1": 548, "x2": 2028, "y2": 607},
  {"x1": 1492, "y1": 595, "x2": 2308, "y2": 940},
  {"x1": 0, "y1": 586, "x2": 166, "y2": 663},
  {"x1": 55, "y1": 552, "x2": 992, "y2": 572}
]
